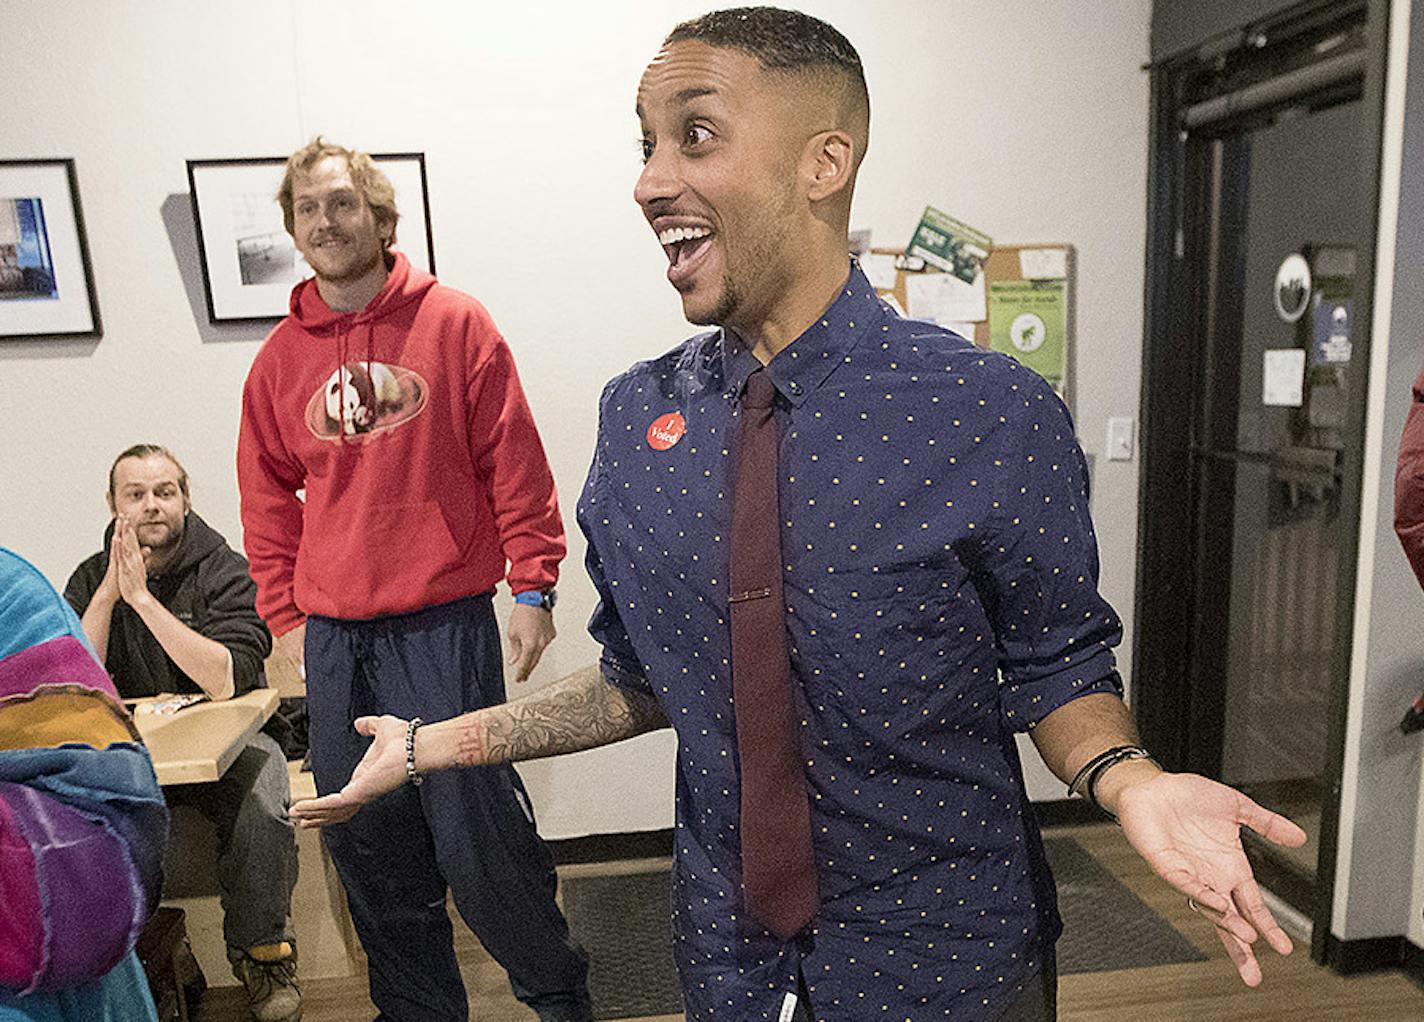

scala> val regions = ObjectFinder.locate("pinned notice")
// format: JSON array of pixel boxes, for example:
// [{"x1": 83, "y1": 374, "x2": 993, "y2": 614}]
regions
[
  {"x1": 906, "y1": 269, "x2": 986, "y2": 324},
  {"x1": 1018, "y1": 248, "x2": 1068, "y2": 280},
  {"x1": 906, "y1": 207, "x2": 991, "y2": 284},
  {"x1": 860, "y1": 252, "x2": 899, "y2": 291},
  {"x1": 1262, "y1": 348, "x2": 1306, "y2": 407},
  {"x1": 989, "y1": 279, "x2": 1066, "y2": 391}
]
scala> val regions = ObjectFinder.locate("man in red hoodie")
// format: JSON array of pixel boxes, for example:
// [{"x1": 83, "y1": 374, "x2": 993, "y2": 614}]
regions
[
  {"x1": 1397, "y1": 364, "x2": 1424, "y2": 585},
  {"x1": 237, "y1": 138, "x2": 590, "y2": 1022}
]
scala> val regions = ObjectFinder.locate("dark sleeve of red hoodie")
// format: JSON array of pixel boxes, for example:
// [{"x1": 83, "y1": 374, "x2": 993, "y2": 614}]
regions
[
  {"x1": 1395, "y1": 362, "x2": 1424, "y2": 590},
  {"x1": 237, "y1": 355, "x2": 309, "y2": 637},
  {"x1": 466, "y1": 332, "x2": 565, "y2": 594}
]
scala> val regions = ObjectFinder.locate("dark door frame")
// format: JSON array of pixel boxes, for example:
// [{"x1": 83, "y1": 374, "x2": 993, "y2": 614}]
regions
[{"x1": 1133, "y1": 0, "x2": 1390, "y2": 964}]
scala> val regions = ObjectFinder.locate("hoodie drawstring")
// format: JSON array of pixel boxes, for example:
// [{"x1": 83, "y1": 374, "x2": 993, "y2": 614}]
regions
[{"x1": 336, "y1": 319, "x2": 349, "y2": 444}]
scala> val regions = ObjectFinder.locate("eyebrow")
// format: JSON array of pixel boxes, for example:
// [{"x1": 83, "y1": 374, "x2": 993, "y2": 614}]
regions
[
  {"x1": 636, "y1": 86, "x2": 719, "y2": 120},
  {"x1": 674, "y1": 87, "x2": 717, "y2": 104},
  {"x1": 295, "y1": 186, "x2": 356, "y2": 201}
]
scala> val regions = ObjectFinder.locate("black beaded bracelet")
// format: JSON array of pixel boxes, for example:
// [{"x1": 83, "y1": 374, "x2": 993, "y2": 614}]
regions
[{"x1": 405, "y1": 717, "x2": 425, "y2": 787}]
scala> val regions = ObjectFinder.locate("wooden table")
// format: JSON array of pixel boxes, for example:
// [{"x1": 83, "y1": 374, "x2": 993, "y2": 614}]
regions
[{"x1": 132, "y1": 689, "x2": 280, "y2": 785}]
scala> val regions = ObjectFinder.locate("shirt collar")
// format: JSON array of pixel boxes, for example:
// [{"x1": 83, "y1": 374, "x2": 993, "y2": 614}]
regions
[{"x1": 721, "y1": 261, "x2": 884, "y2": 407}]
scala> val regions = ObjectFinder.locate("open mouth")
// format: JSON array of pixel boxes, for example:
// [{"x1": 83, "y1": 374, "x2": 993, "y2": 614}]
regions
[{"x1": 657, "y1": 225, "x2": 714, "y2": 288}]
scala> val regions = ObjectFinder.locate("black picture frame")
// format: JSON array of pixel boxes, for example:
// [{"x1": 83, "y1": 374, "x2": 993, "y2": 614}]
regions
[
  {"x1": 0, "y1": 158, "x2": 101, "y2": 340},
  {"x1": 186, "y1": 153, "x2": 435, "y2": 324}
]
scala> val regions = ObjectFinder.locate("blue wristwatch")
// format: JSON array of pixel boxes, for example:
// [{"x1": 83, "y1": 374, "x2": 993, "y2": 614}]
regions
[{"x1": 513, "y1": 589, "x2": 557, "y2": 612}]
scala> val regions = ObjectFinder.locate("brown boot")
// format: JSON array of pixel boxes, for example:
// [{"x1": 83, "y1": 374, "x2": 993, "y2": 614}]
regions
[{"x1": 228, "y1": 941, "x2": 301, "y2": 1022}]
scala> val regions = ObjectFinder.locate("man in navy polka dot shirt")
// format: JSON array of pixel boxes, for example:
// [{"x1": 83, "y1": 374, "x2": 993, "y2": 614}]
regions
[{"x1": 293, "y1": 7, "x2": 1309, "y2": 1020}]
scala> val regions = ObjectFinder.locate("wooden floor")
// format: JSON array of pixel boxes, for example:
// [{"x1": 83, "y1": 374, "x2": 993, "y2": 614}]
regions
[{"x1": 194, "y1": 824, "x2": 1423, "y2": 1022}]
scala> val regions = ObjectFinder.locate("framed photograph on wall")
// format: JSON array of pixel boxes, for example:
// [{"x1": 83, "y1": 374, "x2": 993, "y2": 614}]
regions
[
  {"x1": 187, "y1": 153, "x2": 434, "y2": 324},
  {"x1": 0, "y1": 159, "x2": 100, "y2": 340}
]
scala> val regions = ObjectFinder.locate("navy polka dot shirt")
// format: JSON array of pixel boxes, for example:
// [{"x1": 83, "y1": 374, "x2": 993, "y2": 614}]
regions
[{"x1": 577, "y1": 263, "x2": 1123, "y2": 1021}]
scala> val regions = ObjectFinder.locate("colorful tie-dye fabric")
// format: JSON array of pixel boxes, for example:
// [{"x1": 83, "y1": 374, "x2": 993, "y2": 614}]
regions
[{"x1": 0, "y1": 548, "x2": 166, "y2": 1018}]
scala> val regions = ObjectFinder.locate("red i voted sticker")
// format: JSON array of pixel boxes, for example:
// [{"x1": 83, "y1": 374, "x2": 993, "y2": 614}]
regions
[{"x1": 647, "y1": 412, "x2": 686, "y2": 451}]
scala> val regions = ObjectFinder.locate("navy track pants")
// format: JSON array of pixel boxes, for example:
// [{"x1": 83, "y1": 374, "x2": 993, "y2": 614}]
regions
[{"x1": 305, "y1": 594, "x2": 590, "y2": 1022}]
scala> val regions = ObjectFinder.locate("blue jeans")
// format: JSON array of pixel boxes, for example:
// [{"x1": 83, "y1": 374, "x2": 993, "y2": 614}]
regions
[
  {"x1": 164, "y1": 730, "x2": 296, "y2": 952},
  {"x1": 305, "y1": 594, "x2": 591, "y2": 1022}
]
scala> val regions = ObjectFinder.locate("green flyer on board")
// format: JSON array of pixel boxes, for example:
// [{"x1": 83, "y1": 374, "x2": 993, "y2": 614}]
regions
[{"x1": 988, "y1": 279, "x2": 1067, "y2": 390}]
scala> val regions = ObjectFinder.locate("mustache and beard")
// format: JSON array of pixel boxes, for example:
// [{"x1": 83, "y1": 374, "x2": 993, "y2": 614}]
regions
[{"x1": 129, "y1": 513, "x2": 186, "y2": 570}]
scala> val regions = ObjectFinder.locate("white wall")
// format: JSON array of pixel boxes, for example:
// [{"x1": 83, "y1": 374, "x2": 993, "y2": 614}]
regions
[
  {"x1": 0, "y1": 0, "x2": 1151, "y2": 833},
  {"x1": 1331, "y1": 0, "x2": 1424, "y2": 947}
]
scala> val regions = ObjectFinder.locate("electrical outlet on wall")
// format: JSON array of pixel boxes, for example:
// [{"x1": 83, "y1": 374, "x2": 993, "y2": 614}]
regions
[{"x1": 1105, "y1": 417, "x2": 1135, "y2": 462}]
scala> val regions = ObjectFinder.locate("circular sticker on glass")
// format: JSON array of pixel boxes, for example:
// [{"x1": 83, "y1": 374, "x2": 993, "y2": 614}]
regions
[
  {"x1": 1010, "y1": 313, "x2": 1046, "y2": 353},
  {"x1": 1274, "y1": 253, "x2": 1312, "y2": 324}
]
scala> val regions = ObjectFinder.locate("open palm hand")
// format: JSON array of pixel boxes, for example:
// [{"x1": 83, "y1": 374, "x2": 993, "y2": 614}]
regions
[
  {"x1": 289, "y1": 715, "x2": 409, "y2": 828},
  {"x1": 1116, "y1": 771, "x2": 1308, "y2": 986}
]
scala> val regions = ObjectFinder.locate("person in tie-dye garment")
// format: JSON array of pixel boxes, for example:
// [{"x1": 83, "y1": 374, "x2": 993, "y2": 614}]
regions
[{"x1": 0, "y1": 547, "x2": 168, "y2": 1022}]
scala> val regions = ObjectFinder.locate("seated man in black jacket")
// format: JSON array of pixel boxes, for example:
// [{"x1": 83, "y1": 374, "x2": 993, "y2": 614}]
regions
[{"x1": 65, "y1": 443, "x2": 300, "y2": 1022}]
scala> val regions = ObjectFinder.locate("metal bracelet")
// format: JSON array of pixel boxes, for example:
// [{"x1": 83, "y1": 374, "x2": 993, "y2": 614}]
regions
[
  {"x1": 405, "y1": 717, "x2": 425, "y2": 787},
  {"x1": 1086, "y1": 747, "x2": 1157, "y2": 820},
  {"x1": 1067, "y1": 744, "x2": 1156, "y2": 816}
]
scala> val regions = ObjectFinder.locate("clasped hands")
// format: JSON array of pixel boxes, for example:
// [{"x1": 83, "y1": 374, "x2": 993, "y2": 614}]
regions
[{"x1": 98, "y1": 514, "x2": 156, "y2": 609}]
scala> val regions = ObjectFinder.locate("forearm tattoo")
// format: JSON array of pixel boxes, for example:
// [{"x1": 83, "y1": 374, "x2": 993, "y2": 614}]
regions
[{"x1": 458, "y1": 672, "x2": 668, "y2": 766}]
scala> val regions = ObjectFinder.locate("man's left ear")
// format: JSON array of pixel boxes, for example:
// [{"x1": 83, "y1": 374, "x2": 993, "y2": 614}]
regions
[
  {"x1": 374, "y1": 213, "x2": 395, "y2": 251},
  {"x1": 804, "y1": 130, "x2": 855, "y2": 202}
]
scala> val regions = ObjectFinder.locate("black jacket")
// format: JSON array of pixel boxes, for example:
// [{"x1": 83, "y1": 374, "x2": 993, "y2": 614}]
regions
[{"x1": 64, "y1": 511, "x2": 273, "y2": 699}]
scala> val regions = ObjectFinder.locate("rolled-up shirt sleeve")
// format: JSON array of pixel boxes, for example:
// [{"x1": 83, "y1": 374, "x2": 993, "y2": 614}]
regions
[
  {"x1": 968, "y1": 377, "x2": 1124, "y2": 731},
  {"x1": 576, "y1": 447, "x2": 654, "y2": 699}
]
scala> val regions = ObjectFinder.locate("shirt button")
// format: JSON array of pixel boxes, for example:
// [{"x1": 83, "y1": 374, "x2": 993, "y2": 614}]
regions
[{"x1": 789, "y1": 382, "x2": 801, "y2": 394}]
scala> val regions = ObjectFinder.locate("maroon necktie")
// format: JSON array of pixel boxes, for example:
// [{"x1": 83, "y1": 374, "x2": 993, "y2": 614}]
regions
[{"x1": 729, "y1": 368, "x2": 818, "y2": 939}]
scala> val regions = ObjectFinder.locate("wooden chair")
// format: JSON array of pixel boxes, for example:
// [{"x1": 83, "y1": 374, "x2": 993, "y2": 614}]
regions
[{"x1": 136, "y1": 906, "x2": 204, "y2": 1022}]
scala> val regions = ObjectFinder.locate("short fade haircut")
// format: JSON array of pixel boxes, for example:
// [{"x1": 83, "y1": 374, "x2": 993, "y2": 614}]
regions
[
  {"x1": 276, "y1": 136, "x2": 399, "y2": 246},
  {"x1": 665, "y1": 6, "x2": 867, "y2": 110},
  {"x1": 108, "y1": 444, "x2": 190, "y2": 502}
]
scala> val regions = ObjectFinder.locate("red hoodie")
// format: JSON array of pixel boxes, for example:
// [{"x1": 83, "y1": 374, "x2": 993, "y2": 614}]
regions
[
  {"x1": 237, "y1": 252, "x2": 563, "y2": 635},
  {"x1": 1397, "y1": 362, "x2": 1424, "y2": 589}
]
